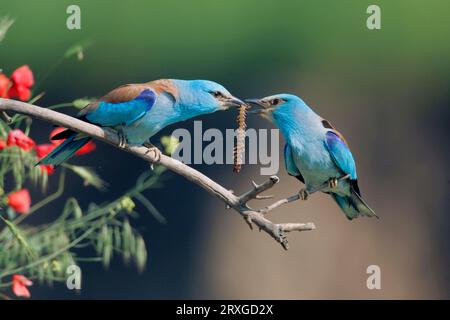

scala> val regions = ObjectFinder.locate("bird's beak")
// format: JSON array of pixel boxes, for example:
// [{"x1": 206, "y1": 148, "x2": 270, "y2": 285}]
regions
[
  {"x1": 245, "y1": 99, "x2": 269, "y2": 114},
  {"x1": 223, "y1": 96, "x2": 246, "y2": 109}
]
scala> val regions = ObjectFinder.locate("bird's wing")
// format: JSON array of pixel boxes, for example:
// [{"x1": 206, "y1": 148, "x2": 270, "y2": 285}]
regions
[
  {"x1": 78, "y1": 84, "x2": 157, "y2": 127},
  {"x1": 284, "y1": 144, "x2": 305, "y2": 183},
  {"x1": 323, "y1": 121, "x2": 376, "y2": 217},
  {"x1": 324, "y1": 130, "x2": 358, "y2": 180}
]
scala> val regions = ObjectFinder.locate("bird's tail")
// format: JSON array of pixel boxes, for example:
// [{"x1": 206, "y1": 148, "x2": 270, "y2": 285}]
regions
[
  {"x1": 38, "y1": 131, "x2": 91, "y2": 166},
  {"x1": 331, "y1": 186, "x2": 378, "y2": 220}
]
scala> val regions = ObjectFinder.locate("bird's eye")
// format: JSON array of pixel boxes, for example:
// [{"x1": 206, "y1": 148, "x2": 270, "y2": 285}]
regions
[
  {"x1": 271, "y1": 98, "x2": 281, "y2": 106},
  {"x1": 211, "y1": 91, "x2": 223, "y2": 98}
]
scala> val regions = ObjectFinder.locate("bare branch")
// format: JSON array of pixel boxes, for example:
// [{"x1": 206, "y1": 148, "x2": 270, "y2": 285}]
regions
[{"x1": 0, "y1": 98, "x2": 316, "y2": 249}]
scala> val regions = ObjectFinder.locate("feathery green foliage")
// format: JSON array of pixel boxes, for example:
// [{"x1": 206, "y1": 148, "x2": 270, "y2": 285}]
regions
[{"x1": 0, "y1": 20, "x2": 167, "y2": 298}]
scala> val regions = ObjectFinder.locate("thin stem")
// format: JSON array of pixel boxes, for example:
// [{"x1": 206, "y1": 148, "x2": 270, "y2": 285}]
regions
[
  {"x1": 261, "y1": 174, "x2": 351, "y2": 214},
  {"x1": 32, "y1": 56, "x2": 65, "y2": 94},
  {"x1": 28, "y1": 92, "x2": 45, "y2": 105}
]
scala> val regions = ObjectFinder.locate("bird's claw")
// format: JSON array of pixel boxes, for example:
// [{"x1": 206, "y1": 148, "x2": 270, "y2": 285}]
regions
[
  {"x1": 117, "y1": 130, "x2": 127, "y2": 148},
  {"x1": 298, "y1": 188, "x2": 309, "y2": 200},
  {"x1": 244, "y1": 215, "x2": 253, "y2": 230},
  {"x1": 328, "y1": 177, "x2": 338, "y2": 189},
  {"x1": 144, "y1": 145, "x2": 161, "y2": 170},
  {"x1": 143, "y1": 142, "x2": 154, "y2": 149}
]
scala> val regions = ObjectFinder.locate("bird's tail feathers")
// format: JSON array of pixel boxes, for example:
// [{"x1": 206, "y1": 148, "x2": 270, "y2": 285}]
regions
[
  {"x1": 332, "y1": 186, "x2": 378, "y2": 220},
  {"x1": 38, "y1": 133, "x2": 91, "y2": 167}
]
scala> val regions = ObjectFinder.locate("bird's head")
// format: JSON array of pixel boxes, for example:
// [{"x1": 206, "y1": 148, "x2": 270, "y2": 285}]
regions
[
  {"x1": 245, "y1": 94, "x2": 306, "y2": 122},
  {"x1": 174, "y1": 80, "x2": 244, "y2": 116}
]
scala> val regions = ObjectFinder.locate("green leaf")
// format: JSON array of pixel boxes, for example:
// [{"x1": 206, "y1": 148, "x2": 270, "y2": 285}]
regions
[
  {"x1": 64, "y1": 164, "x2": 108, "y2": 190},
  {"x1": 100, "y1": 225, "x2": 113, "y2": 268},
  {"x1": 102, "y1": 245, "x2": 112, "y2": 268},
  {"x1": 113, "y1": 226, "x2": 121, "y2": 250},
  {"x1": 122, "y1": 220, "x2": 132, "y2": 263},
  {"x1": 135, "y1": 235, "x2": 147, "y2": 272},
  {"x1": 0, "y1": 216, "x2": 35, "y2": 259}
]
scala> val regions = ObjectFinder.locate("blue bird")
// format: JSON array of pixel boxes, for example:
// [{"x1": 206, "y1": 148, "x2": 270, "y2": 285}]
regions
[
  {"x1": 39, "y1": 79, "x2": 244, "y2": 166},
  {"x1": 246, "y1": 94, "x2": 377, "y2": 220}
]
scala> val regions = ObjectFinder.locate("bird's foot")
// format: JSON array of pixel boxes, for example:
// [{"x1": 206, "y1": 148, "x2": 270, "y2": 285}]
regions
[
  {"x1": 298, "y1": 188, "x2": 309, "y2": 201},
  {"x1": 144, "y1": 143, "x2": 161, "y2": 170},
  {"x1": 328, "y1": 177, "x2": 338, "y2": 189},
  {"x1": 117, "y1": 130, "x2": 127, "y2": 149},
  {"x1": 143, "y1": 142, "x2": 155, "y2": 149}
]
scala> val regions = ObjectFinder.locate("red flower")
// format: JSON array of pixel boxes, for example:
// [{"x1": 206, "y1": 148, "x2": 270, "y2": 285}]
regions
[
  {"x1": 0, "y1": 73, "x2": 11, "y2": 98},
  {"x1": 7, "y1": 129, "x2": 35, "y2": 151},
  {"x1": 7, "y1": 189, "x2": 31, "y2": 214},
  {"x1": 8, "y1": 85, "x2": 31, "y2": 101},
  {"x1": 49, "y1": 127, "x2": 66, "y2": 146},
  {"x1": 8, "y1": 65, "x2": 34, "y2": 102},
  {"x1": 76, "y1": 141, "x2": 96, "y2": 155},
  {"x1": 50, "y1": 127, "x2": 96, "y2": 155},
  {"x1": 40, "y1": 164, "x2": 55, "y2": 175},
  {"x1": 11, "y1": 66, "x2": 34, "y2": 88},
  {"x1": 35, "y1": 144, "x2": 56, "y2": 175},
  {"x1": 35, "y1": 143, "x2": 55, "y2": 158},
  {"x1": 0, "y1": 138, "x2": 6, "y2": 150},
  {"x1": 12, "y1": 275, "x2": 33, "y2": 298}
]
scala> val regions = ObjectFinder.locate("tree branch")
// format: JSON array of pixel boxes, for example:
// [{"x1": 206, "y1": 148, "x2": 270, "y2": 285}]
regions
[{"x1": 0, "y1": 98, "x2": 315, "y2": 249}]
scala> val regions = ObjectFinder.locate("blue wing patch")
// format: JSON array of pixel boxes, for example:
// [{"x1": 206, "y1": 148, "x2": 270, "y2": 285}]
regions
[
  {"x1": 324, "y1": 131, "x2": 357, "y2": 180},
  {"x1": 85, "y1": 89, "x2": 156, "y2": 127}
]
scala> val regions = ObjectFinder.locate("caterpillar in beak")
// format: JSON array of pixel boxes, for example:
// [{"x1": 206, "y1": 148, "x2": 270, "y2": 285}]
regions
[{"x1": 233, "y1": 104, "x2": 248, "y2": 173}]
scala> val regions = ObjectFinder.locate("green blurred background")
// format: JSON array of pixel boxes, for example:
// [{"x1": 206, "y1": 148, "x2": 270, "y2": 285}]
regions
[{"x1": 1, "y1": 0, "x2": 449, "y2": 299}]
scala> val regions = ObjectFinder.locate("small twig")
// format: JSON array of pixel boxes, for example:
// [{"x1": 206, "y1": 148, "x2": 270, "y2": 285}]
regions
[
  {"x1": 0, "y1": 98, "x2": 316, "y2": 250},
  {"x1": 261, "y1": 174, "x2": 351, "y2": 214},
  {"x1": 238, "y1": 176, "x2": 279, "y2": 205}
]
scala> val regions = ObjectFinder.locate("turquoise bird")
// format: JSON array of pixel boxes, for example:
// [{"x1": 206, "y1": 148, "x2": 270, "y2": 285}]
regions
[
  {"x1": 246, "y1": 94, "x2": 377, "y2": 220},
  {"x1": 39, "y1": 79, "x2": 244, "y2": 166}
]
